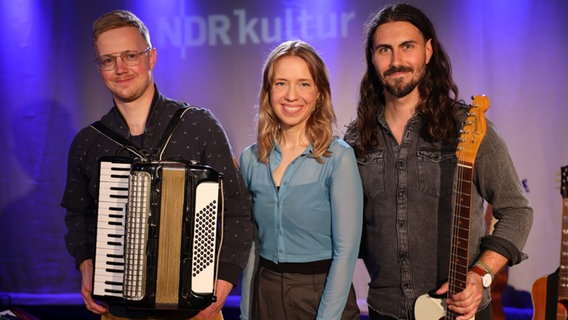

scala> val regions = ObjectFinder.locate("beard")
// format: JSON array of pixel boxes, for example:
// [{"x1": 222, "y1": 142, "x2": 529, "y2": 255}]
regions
[
  {"x1": 384, "y1": 78, "x2": 419, "y2": 98},
  {"x1": 381, "y1": 66, "x2": 422, "y2": 98}
]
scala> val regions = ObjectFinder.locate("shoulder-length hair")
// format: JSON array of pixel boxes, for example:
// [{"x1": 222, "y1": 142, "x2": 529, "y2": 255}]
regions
[
  {"x1": 256, "y1": 40, "x2": 336, "y2": 164},
  {"x1": 346, "y1": 4, "x2": 459, "y2": 157}
]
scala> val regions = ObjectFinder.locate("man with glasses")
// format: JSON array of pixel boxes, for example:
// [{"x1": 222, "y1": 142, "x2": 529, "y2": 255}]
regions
[{"x1": 62, "y1": 10, "x2": 252, "y2": 320}]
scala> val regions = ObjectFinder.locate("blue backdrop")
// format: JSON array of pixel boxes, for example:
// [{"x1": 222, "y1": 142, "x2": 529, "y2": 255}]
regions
[{"x1": 0, "y1": 0, "x2": 567, "y2": 310}]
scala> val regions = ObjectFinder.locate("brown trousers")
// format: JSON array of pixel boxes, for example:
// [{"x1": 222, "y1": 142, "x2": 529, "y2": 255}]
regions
[{"x1": 253, "y1": 265, "x2": 360, "y2": 320}]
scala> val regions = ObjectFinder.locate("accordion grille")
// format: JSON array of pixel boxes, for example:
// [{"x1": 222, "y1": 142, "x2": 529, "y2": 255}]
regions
[
  {"x1": 191, "y1": 182, "x2": 220, "y2": 293},
  {"x1": 123, "y1": 171, "x2": 152, "y2": 300}
]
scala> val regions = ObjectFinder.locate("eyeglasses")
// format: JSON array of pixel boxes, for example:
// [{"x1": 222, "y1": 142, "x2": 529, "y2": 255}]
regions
[{"x1": 95, "y1": 47, "x2": 152, "y2": 71}]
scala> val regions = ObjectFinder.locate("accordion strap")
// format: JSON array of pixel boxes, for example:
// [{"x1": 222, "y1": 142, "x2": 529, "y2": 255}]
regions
[
  {"x1": 90, "y1": 121, "x2": 146, "y2": 159},
  {"x1": 155, "y1": 106, "x2": 194, "y2": 160},
  {"x1": 90, "y1": 106, "x2": 194, "y2": 161}
]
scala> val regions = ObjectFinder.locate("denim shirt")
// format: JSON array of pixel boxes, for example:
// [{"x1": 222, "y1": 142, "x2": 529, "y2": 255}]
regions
[
  {"x1": 345, "y1": 106, "x2": 533, "y2": 319},
  {"x1": 239, "y1": 137, "x2": 363, "y2": 320}
]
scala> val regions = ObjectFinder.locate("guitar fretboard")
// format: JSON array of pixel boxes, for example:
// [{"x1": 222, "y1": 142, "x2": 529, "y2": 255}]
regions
[
  {"x1": 559, "y1": 167, "x2": 568, "y2": 299},
  {"x1": 446, "y1": 162, "x2": 474, "y2": 319}
]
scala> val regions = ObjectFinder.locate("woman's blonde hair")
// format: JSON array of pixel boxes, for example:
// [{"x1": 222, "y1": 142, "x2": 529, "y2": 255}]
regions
[{"x1": 256, "y1": 40, "x2": 336, "y2": 163}]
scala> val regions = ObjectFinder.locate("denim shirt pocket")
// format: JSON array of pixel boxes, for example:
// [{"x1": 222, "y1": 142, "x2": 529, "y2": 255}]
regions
[
  {"x1": 357, "y1": 149, "x2": 385, "y2": 199},
  {"x1": 417, "y1": 149, "x2": 457, "y2": 198}
]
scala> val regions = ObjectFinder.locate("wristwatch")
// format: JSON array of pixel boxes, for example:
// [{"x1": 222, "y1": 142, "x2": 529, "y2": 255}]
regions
[{"x1": 470, "y1": 264, "x2": 493, "y2": 288}]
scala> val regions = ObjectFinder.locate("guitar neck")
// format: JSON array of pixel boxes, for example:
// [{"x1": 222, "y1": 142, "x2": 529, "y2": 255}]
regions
[
  {"x1": 413, "y1": 96, "x2": 488, "y2": 320},
  {"x1": 559, "y1": 166, "x2": 568, "y2": 300},
  {"x1": 444, "y1": 96, "x2": 488, "y2": 319},
  {"x1": 448, "y1": 162, "x2": 473, "y2": 299},
  {"x1": 559, "y1": 197, "x2": 568, "y2": 299}
]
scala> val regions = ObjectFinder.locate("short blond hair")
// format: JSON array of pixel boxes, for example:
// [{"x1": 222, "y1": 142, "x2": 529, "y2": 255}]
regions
[{"x1": 92, "y1": 10, "x2": 152, "y2": 49}]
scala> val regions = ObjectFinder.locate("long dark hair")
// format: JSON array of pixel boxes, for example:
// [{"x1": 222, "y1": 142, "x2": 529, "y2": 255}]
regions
[{"x1": 346, "y1": 4, "x2": 459, "y2": 157}]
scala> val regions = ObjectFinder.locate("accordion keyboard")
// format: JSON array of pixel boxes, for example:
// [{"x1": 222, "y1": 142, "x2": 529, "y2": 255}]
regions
[{"x1": 93, "y1": 160, "x2": 131, "y2": 297}]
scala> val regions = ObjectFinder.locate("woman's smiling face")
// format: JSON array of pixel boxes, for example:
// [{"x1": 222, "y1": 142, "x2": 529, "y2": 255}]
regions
[{"x1": 270, "y1": 55, "x2": 319, "y2": 131}]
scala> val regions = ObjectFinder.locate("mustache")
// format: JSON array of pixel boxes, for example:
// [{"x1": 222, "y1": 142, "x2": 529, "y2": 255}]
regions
[{"x1": 383, "y1": 66, "x2": 413, "y2": 77}]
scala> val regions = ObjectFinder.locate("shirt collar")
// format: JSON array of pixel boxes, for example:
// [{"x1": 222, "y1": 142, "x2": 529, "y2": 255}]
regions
[
  {"x1": 377, "y1": 110, "x2": 422, "y2": 131},
  {"x1": 271, "y1": 142, "x2": 313, "y2": 157}
]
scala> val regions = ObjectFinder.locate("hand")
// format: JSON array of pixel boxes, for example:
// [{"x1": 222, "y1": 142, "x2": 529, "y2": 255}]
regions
[
  {"x1": 436, "y1": 272, "x2": 483, "y2": 320},
  {"x1": 79, "y1": 259, "x2": 109, "y2": 315},
  {"x1": 192, "y1": 279, "x2": 233, "y2": 320}
]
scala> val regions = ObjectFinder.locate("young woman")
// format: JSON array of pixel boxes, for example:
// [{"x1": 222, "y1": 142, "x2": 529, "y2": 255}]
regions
[{"x1": 239, "y1": 40, "x2": 363, "y2": 320}]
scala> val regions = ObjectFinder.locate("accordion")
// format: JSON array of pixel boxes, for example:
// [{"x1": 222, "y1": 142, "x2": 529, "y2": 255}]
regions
[{"x1": 92, "y1": 157, "x2": 223, "y2": 310}]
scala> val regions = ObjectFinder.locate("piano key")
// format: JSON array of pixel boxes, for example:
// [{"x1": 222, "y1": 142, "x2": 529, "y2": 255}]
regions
[
  {"x1": 99, "y1": 180, "x2": 129, "y2": 189},
  {"x1": 96, "y1": 214, "x2": 125, "y2": 225},
  {"x1": 100, "y1": 162, "x2": 131, "y2": 172},
  {"x1": 101, "y1": 226, "x2": 124, "y2": 233},
  {"x1": 93, "y1": 275, "x2": 124, "y2": 296}
]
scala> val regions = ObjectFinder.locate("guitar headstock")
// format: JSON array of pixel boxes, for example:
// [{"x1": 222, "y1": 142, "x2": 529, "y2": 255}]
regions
[
  {"x1": 562, "y1": 165, "x2": 568, "y2": 198},
  {"x1": 456, "y1": 95, "x2": 490, "y2": 164},
  {"x1": 471, "y1": 95, "x2": 490, "y2": 112}
]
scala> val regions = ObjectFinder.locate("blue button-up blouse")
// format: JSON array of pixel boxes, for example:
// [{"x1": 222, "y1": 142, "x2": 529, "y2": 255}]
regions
[{"x1": 239, "y1": 136, "x2": 363, "y2": 319}]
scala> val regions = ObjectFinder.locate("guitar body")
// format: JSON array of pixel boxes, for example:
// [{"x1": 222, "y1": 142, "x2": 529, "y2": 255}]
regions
[
  {"x1": 414, "y1": 294, "x2": 445, "y2": 320},
  {"x1": 531, "y1": 276, "x2": 549, "y2": 320},
  {"x1": 414, "y1": 294, "x2": 475, "y2": 320},
  {"x1": 531, "y1": 272, "x2": 568, "y2": 320},
  {"x1": 532, "y1": 166, "x2": 568, "y2": 320}
]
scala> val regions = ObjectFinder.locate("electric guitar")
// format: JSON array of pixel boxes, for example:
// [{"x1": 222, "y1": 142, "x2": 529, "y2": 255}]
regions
[
  {"x1": 414, "y1": 95, "x2": 489, "y2": 320},
  {"x1": 531, "y1": 165, "x2": 568, "y2": 320}
]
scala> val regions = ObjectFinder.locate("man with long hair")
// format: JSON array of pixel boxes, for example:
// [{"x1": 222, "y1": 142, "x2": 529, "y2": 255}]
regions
[{"x1": 345, "y1": 4, "x2": 532, "y2": 319}]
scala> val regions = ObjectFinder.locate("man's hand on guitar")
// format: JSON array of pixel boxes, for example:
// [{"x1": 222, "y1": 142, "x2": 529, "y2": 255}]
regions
[
  {"x1": 435, "y1": 272, "x2": 483, "y2": 320},
  {"x1": 79, "y1": 259, "x2": 109, "y2": 315}
]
